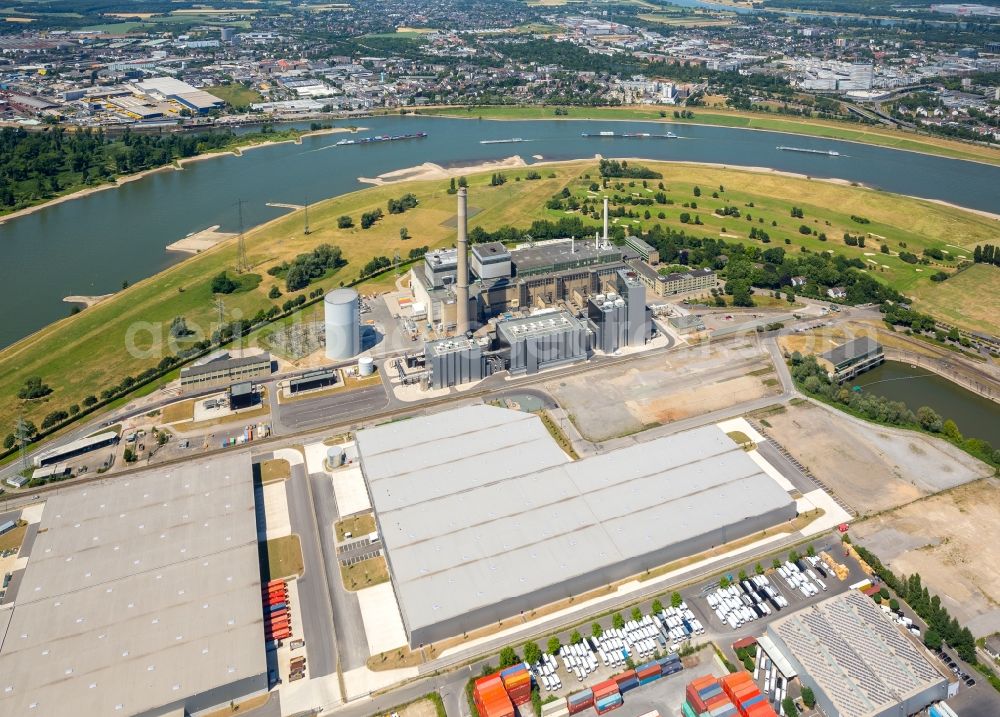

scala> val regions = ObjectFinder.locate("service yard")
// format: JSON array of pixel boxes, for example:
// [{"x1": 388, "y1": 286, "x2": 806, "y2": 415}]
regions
[
  {"x1": 548, "y1": 342, "x2": 779, "y2": 441},
  {"x1": 760, "y1": 402, "x2": 993, "y2": 514},
  {"x1": 851, "y1": 477, "x2": 1000, "y2": 637}
]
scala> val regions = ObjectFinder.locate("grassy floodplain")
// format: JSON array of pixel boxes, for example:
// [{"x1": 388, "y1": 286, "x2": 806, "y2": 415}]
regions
[
  {"x1": 1, "y1": 159, "x2": 995, "y2": 442},
  {"x1": 417, "y1": 105, "x2": 1000, "y2": 166}
]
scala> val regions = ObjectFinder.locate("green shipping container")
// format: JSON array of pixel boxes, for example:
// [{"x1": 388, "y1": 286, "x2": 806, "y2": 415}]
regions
[{"x1": 682, "y1": 701, "x2": 699, "y2": 717}]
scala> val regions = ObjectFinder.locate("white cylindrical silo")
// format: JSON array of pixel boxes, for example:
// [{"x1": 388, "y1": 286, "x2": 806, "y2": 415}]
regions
[
  {"x1": 324, "y1": 288, "x2": 360, "y2": 359},
  {"x1": 358, "y1": 356, "x2": 374, "y2": 376}
]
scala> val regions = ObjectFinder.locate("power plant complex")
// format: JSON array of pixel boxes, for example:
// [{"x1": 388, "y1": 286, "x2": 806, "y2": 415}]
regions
[{"x1": 414, "y1": 188, "x2": 664, "y2": 390}]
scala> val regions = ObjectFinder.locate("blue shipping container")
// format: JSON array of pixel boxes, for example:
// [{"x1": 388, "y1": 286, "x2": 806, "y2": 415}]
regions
[
  {"x1": 638, "y1": 673, "x2": 662, "y2": 685},
  {"x1": 618, "y1": 678, "x2": 639, "y2": 692},
  {"x1": 662, "y1": 664, "x2": 682, "y2": 676},
  {"x1": 699, "y1": 685, "x2": 723, "y2": 699},
  {"x1": 928, "y1": 708, "x2": 942, "y2": 717},
  {"x1": 637, "y1": 661, "x2": 658, "y2": 673},
  {"x1": 741, "y1": 694, "x2": 765, "y2": 710},
  {"x1": 596, "y1": 695, "x2": 622, "y2": 710},
  {"x1": 501, "y1": 664, "x2": 528, "y2": 678},
  {"x1": 710, "y1": 706, "x2": 737, "y2": 717},
  {"x1": 568, "y1": 690, "x2": 593, "y2": 705},
  {"x1": 268, "y1": 603, "x2": 286, "y2": 612}
]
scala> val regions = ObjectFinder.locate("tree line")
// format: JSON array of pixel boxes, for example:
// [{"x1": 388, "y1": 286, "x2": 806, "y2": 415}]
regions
[{"x1": 973, "y1": 244, "x2": 1000, "y2": 266}]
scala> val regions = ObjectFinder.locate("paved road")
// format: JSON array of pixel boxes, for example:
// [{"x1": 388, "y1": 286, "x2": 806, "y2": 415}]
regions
[
  {"x1": 310, "y1": 471, "x2": 370, "y2": 671},
  {"x1": 275, "y1": 384, "x2": 389, "y2": 433},
  {"x1": 284, "y1": 462, "x2": 339, "y2": 679},
  {"x1": 756, "y1": 441, "x2": 816, "y2": 495}
]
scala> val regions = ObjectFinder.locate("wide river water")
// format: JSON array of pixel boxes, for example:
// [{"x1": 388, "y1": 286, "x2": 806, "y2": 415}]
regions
[
  {"x1": 851, "y1": 361, "x2": 1000, "y2": 445},
  {"x1": 1, "y1": 115, "x2": 998, "y2": 348}
]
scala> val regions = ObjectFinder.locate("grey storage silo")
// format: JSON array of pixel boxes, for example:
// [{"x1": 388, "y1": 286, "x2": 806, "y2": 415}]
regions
[{"x1": 324, "y1": 288, "x2": 360, "y2": 359}]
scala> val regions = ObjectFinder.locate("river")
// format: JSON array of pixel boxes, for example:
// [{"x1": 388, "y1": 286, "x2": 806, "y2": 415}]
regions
[
  {"x1": 1, "y1": 115, "x2": 998, "y2": 348},
  {"x1": 851, "y1": 361, "x2": 1000, "y2": 445}
]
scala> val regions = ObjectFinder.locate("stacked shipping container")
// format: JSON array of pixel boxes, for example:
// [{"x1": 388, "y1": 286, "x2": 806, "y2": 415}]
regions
[
  {"x1": 501, "y1": 664, "x2": 532, "y2": 706},
  {"x1": 683, "y1": 674, "x2": 778, "y2": 717},
  {"x1": 557, "y1": 652, "x2": 682, "y2": 715},
  {"x1": 475, "y1": 675, "x2": 516, "y2": 717}
]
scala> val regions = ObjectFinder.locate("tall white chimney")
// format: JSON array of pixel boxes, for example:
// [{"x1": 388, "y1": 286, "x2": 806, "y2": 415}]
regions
[
  {"x1": 455, "y1": 187, "x2": 470, "y2": 335},
  {"x1": 603, "y1": 197, "x2": 609, "y2": 245}
]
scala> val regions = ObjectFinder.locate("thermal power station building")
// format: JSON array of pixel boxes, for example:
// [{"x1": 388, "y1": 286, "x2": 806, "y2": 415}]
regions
[
  {"x1": 355, "y1": 404, "x2": 797, "y2": 646},
  {"x1": 324, "y1": 287, "x2": 361, "y2": 360}
]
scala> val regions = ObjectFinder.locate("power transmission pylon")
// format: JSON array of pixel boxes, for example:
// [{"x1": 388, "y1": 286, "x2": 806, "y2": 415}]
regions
[
  {"x1": 15, "y1": 415, "x2": 31, "y2": 474},
  {"x1": 393, "y1": 250, "x2": 401, "y2": 277},
  {"x1": 236, "y1": 199, "x2": 249, "y2": 273},
  {"x1": 214, "y1": 297, "x2": 226, "y2": 343},
  {"x1": 303, "y1": 196, "x2": 311, "y2": 235}
]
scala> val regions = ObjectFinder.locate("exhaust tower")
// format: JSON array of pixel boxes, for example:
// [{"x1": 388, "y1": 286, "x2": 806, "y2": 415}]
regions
[{"x1": 456, "y1": 187, "x2": 470, "y2": 335}]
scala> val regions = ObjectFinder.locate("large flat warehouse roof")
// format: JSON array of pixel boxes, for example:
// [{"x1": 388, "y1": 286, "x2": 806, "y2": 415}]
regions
[
  {"x1": 356, "y1": 405, "x2": 796, "y2": 645},
  {"x1": 0, "y1": 452, "x2": 267, "y2": 717},
  {"x1": 766, "y1": 591, "x2": 947, "y2": 717}
]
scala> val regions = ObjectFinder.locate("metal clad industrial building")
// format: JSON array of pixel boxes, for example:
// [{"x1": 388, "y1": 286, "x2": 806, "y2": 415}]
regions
[
  {"x1": 0, "y1": 452, "x2": 267, "y2": 717},
  {"x1": 356, "y1": 405, "x2": 796, "y2": 646},
  {"x1": 766, "y1": 591, "x2": 948, "y2": 717}
]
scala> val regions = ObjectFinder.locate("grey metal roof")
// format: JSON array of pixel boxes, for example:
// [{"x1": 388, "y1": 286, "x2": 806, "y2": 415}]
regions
[
  {"x1": 0, "y1": 452, "x2": 265, "y2": 717},
  {"x1": 767, "y1": 591, "x2": 946, "y2": 717},
  {"x1": 180, "y1": 352, "x2": 271, "y2": 379},
  {"x1": 33, "y1": 430, "x2": 118, "y2": 467},
  {"x1": 495, "y1": 312, "x2": 585, "y2": 341},
  {"x1": 510, "y1": 240, "x2": 622, "y2": 274},
  {"x1": 821, "y1": 337, "x2": 882, "y2": 367},
  {"x1": 356, "y1": 405, "x2": 794, "y2": 640},
  {"x1": 472, "y1": 242, "x2": 511, "y2": 260}
]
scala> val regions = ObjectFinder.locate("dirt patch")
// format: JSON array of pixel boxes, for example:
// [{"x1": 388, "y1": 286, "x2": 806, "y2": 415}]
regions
[
  {"x1": 763, "y1": 402, "x2": 993, "y2": 514},
  {"x1": 549, "y1": 344, "x2": 776, "y2": 441},
  {"x1": 0, "y1": 522, "x2": 27, "y2": 553},
  {"x1": 335, "y1": 513, "x2": 376, "y2": 542},
  {"x1": 161, "y1": 398, "x2": 196, "y2": 423},
  {"x1": 341, "y1": 555, "x2": 389, "y2": 591},
  {"x1": 266, "y1": 534, "x2": 303, "y2": 580},
  {"x1": 260, "y1": 458, "x2": 290, "y2": 484},
  {"x1": 852, "y1": 478, "x2": 1000, "y2": 637}
]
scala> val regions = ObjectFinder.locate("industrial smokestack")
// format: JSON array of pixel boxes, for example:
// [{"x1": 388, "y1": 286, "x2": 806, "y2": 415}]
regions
[
  {"x1": 456, "y1": 186, "x2": 470, "y2": 335},
  {"x1": 603, "y1": 197, "x2": 609, "y2": 246}
]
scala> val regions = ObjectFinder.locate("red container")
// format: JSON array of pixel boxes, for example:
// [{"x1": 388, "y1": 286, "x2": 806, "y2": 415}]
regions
[
  {"x1": 267, "y1": 579, "x2": 286, "y2": 588},
  {"x1": 268, "y1": 609, "x2": 288, "y2": 620},
  {"x1": 593, "y1": 680, "x2": 619, "y2": 699},
  {"x1": 705, "y1": 694, "x2": 733, "y2": 711},
  {"x1": 744, "y1": 703, "x2": 778, "y2": 717},
  {"x1": 614, "y1": 670, "x2": 637, "y2": 686},
  {"x1": 731, "y1": 637, "x2": 757, "y2": 651},
  {"x1": 567, "y1": 701, "x2": 592, "y2": 716}
]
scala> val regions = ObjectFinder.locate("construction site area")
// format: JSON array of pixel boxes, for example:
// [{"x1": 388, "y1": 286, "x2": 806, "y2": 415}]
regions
[
  {"x1": 756, "y1": 402, "x2": 994, "y2": 515},
  {"x1": 851, "y1": 477, "x2": 1000, "y2": 638},
  {"x1": 546, "y1": 340, "x2": 781, "y2": 442}
]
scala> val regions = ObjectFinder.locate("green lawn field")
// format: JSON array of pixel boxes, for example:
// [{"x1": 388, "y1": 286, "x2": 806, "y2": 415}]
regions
[
  {"x1": 416, "y1": 105, "x2": 1000, "y2": 166},
  {"x1": 0, "y1": 160, "x2": 992, "y2": 441}
]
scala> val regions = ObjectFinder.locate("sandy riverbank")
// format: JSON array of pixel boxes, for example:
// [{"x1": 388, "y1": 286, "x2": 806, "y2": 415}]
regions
[
  {"x1": 0, "y1": 126, "x2": 365, "y2": 225},
  {"x1": 166, "y1": 224, "x2": 239, "y2": 254},
  {"x1": 63, "y1": 294, "x2": 113, "y2": 308},
  {"x1": 358, "y1": 155, "x2": 527, "y2": 185}
]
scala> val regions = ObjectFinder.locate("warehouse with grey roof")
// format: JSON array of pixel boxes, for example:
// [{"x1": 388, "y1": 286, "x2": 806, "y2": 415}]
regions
[
  {"x1": 0, "y1": 452, "x2": 267, "y2": 717},
  {"x1": 766, "y1": 591, "x2": 948, "y2": 717},
  {"x1": 355, "y1": 405, "x2": 796, "y2": 646}
]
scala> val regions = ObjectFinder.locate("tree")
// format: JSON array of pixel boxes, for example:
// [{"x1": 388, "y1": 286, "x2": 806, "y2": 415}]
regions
[
  {"x1": 738, "y1": 569, "x2": 747, "y2": 582},
  {"x1": 755, "y1": 562, "x2": 764, "y2": 575},
  {"x1": 400, "y1": 227, "x2": 410, "y2": 241},
  {"x1": 17, "y1": 376, "x2": 52, "y2": 400},
  {"x1": 612, "y1": 613, "x2": 625, "y2": 630},
  {"x1": 941, "y1": 419, "x2": 962, "y2": 441},
  {"x1": 268, "y1": 285, "x2": 281, "y2": 299},
  {"x1": 651, "y1": 599, "x2": 663, "y2": 614},
  {"x1": 458, "y1": 176, "x2": 468, "y2": 188},
  {"x1": 631, "y1": 607, "x2": 642, "y2": 622},
  {"x1": 591, "y1": 622, "x2": 603, "y2": 638},
  {"x1": 211, "y1": 272, "x2": 237, "y2": 294},
  {"x1": 693, "y1": 186, "x2": 701, "y2": 197},
  {"x1": 123, "y1": 447, "x2": 137, "y2": 463},
  {"x1": 800, "y1": 687, "x2": 816, "y2": 709},
  {"x1": 773, "y1": 558, "x2": 781, "y2": 569},
  {"x1": 889, "y1": 598, "x2": 900, "y2": 612},
  {"x1": 917, "y1": 406, "x2": 943, "y2": 432},
  {"x1": 523, "y1": 641, "x2": 542, "y2": 666},
  {"x1": 720, "y1": 577, "x2": 730, "y2": 589},
  {"x1": 337, "y1": 215, "x2": 353, "y2": 229},
  {"x1": 782, "y1": 697, "x2": 798, "y2": 717},
  {"x1": 807, "y1": 544, "x2": 816, "y2": 557},
  {"x1": 547, "y1": 636, "x2": 561, "y2": 655},
  {"x1": 924, "y1": 628, "x2": 942, "y2": 650},
  {"x1": 447, "y1": 177, "x2": 457, "y2": 195},
  {"x1": 499, "y1": 646, "x2": 519, "y2": 668},
  {"x1": 570, "y1": 630, "x2": 583, "y2": 645}
]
